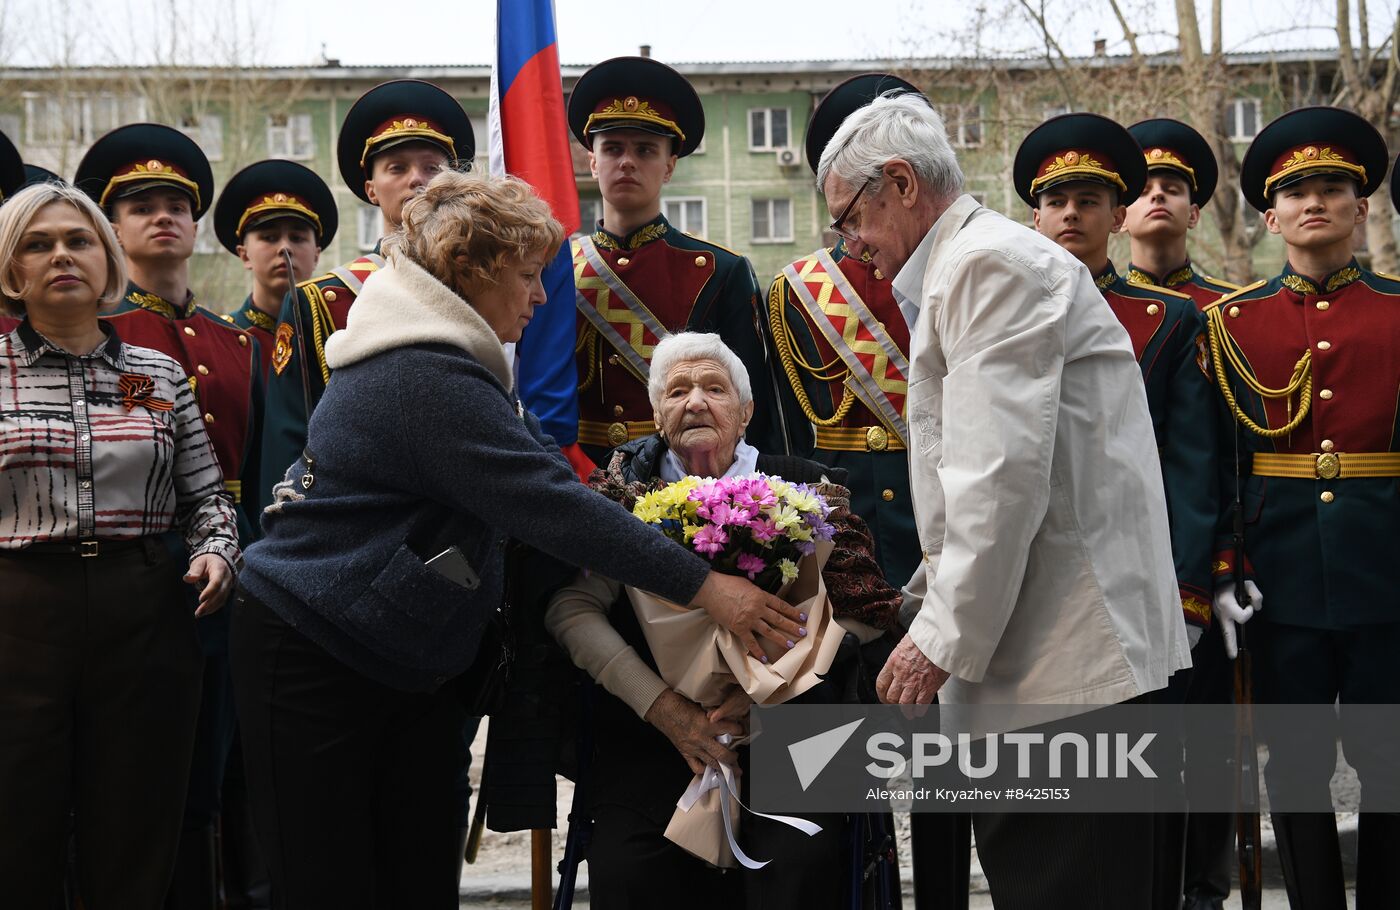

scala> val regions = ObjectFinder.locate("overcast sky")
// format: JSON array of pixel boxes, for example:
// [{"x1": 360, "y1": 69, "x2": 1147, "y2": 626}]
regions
[{"x1": 0, "y1": 0, "x2": 1374, "y2": 69}]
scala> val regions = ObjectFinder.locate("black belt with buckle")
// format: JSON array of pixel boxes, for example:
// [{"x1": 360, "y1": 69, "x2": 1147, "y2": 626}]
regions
[{"x1": 6, "y1": 538, "x2": 151, "y2": 558}]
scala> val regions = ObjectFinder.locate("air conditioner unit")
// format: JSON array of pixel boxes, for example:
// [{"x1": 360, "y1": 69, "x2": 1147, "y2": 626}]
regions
[{"x1": 775, "y1": 147, "x2": 801, "y2": 168}]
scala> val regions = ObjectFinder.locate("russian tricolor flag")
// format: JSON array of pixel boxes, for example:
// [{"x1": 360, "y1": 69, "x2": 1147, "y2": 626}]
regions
[{"x1": 491, "y1": 0, "x2": 594, "y2": 477}]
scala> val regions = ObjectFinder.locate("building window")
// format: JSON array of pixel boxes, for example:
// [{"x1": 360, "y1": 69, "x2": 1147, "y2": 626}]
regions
[
  {"x1": 576, "y1": 197, "x2": 603, "y2": 236},
  {"x1": 267, "y1": 113, "x2": 314, "y2": 160},
  {"x1": 1226, "y1": 98, "x2": 1261, "y2": 141},
  {"x1": 23, "y1": 93, "x2": 146, "y2": 146},
  {"x1": 941, "y1": 104, "x2": 983, "y2": 148},
  {"x1": 358, "y1": 204, "x2": 382, "y2": 252},
  {"x1": 181, "y1": 113, "x2": 223, "y2": 162},
  {"x1": 1043, "y1": 103, "x2": 1073, "y2": 121},
  {"x1": 748, "y1": 108, "x2": 791, "y2": 151},
  {"x1": 663, "y1": 197, "x2": 706, "y2": 236},
  {"x1": 751, "y1": 198, "x2": 793, "y2": 243}
]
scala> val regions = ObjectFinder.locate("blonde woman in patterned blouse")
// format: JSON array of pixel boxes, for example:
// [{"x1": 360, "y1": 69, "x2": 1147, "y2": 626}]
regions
[{"x1": 0, "y1": 181, "x2": 239, "y2": 907}]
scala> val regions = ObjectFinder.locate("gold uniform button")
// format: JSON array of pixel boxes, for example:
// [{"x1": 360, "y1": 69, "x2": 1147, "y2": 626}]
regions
[
  {"x1": 608, "y1": 354, "x2": 620, "y2": 366},
  {"x1": 617, "y1": 257, "x2": 630, "y2": 266},
  {"x1": 1317, "y1": 340, "x2": 1331, "y2": 351},
  {"x1": 237, "y1": 335, "x2": 248, "y2": 347},
  {"x1": 1228, "y1": 305, "x2": 1241, "y2": 318},
  {"x1": 1316, "y1": 300, "x2": 1329, "y2": 310},
  {"x1": 1146, "y1": 304, "x2": 1160, "y2": 316},
  {"x1": 1321, "y1": 439, "x2": 1335, "y2": 452},
  {"x1": 324, "y1": 290, "x2": 337, "y2": 303},
  {"x1": 1320, "y1": 491, "x2": 1335, "y2": 504},
  {"x1": 694, "y1": 256, "x2": 706, "y2": 267},
  {"x1": 874, "y1": 268, "x2": 884, "y2": 280},
  {"x1": 183, "y1": 326, "x2": 197, "y2": 336},
  {"x1": 1319, "y1": 389, "x2": 1333, "y2": 400},
  {"x1": 613, "y1": 405, "x2": 624, "y2": 417},
  {"x1": 196, "y1": 364, "x2": 209, "y2": 376},
  {"x1": 881, "y1": 489, "x2": 895, "y2": 502},
  {"x1": 203, "y1": 412, "x2": 215, "y2": 424}
]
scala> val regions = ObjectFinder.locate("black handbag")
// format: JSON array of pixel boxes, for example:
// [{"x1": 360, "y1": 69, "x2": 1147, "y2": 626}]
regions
[{"x1": 455, "y1": 602, "x2": 513, "y2": 716}]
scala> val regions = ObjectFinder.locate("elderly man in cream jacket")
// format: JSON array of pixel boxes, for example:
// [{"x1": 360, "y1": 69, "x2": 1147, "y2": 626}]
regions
[{"x1": 816, "y1": 94, "x2": 1191, "y2": 907}]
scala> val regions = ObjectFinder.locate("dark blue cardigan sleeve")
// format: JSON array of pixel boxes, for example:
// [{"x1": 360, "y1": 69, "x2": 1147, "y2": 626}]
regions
[{"x1": 395, "y1": 349, "x2": 710, "y2": 606}]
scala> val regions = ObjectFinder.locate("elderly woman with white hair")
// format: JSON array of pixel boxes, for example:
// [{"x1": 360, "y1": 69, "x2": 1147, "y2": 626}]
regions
[{"x1": 546, "y1": 331, "x2": 901, "y2": 909}]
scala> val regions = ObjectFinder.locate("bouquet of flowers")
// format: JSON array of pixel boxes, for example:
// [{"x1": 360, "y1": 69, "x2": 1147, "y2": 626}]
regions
[
  {"x1": 631, "y1": 473, "x2": 836, "y2": 594},
  {"x1": 626, "y1": 473, "x2": 848, "y2": 869}
]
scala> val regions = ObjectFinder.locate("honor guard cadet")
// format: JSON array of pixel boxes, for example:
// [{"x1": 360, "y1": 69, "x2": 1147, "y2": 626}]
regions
[
  {"x1": 1124, "y1": 116, "x2": 1238, "y2": 910},
  {"x1": 74, "y1": 124, "x2": 261, "y2": 541},
  {"x1": 1124, "y1": 118, "x2": 1240, "y2": 309},
  {"x1": 1017, "y1": 114, "x2": 1218, "y2": 639},
  {"x1": 259, "y1": 80, "x2": 472, "y2": 511},
  {"x1": 74, "y1": 122, "x2": 263, "y2": 907},
  {"x1": 566, "y1": 56, "x2": 783, "y2": 461},
  {"x1": 213, "y1": 159, "x2": 338, "y2": 380},
  {"x1": 767, "y1": 73, "x2": 922, "y2": 591},
  {"x1": 1206, "y1": 106, "x2": 1400, "y2": 907},
  {"x1": 1018, "y1": 114, "x2": 1219, "y2": 910}
]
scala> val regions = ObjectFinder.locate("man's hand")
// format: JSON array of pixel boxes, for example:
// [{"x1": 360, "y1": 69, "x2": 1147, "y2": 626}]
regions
[
  {"x1": 690, "y1": 571, "x2": 807, "y2": 662},
  {"x1": 1215, "y1": 580, "x2": 1262, "y2": 660},
  {"x1": 644, "y1": 689, "x2": 745, "y2": 775},
  {"x1": 185, "y1": 554, "x2": 233, "y2": 617},
  {"x1": 876, "y1": 633, "x2": 950, "y2": 705}
]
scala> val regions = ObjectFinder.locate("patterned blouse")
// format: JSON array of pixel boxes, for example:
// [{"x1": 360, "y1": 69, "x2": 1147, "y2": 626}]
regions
[{"x1": 0, "y1": 319, "x2": 239, "y2": 566}]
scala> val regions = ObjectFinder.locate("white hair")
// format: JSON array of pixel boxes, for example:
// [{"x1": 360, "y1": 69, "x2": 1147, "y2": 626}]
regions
[
  {"x1": 647, "y1": 332, "x2": 753, "y2": 411},
  {"x1": 816, "y1": 92, "x2": 964, "y2": 201}
]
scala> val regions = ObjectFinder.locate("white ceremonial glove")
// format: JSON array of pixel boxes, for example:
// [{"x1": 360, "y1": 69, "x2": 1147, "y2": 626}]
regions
[{"x1": 1215, "y1": 581, "x2": 1263, "y2": 660}]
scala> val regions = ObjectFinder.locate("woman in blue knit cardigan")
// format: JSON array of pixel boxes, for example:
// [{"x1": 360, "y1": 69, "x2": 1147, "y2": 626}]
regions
[{"x1": 231, "y1": 171, "x2": 806, "y2": 908}]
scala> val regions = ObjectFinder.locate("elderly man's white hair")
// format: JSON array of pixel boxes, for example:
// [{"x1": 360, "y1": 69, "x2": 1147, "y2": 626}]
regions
[
  {"x1": 647, "y1": 332, "x2": 754, "y2": 411},
  {"x1": 816, "y1": 92, "x2": 964, "y2": 201}
]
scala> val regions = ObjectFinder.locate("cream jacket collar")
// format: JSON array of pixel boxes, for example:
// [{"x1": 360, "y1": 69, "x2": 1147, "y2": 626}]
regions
[{"x1": 324, "y1": 255, "x2": 514, "y2": 390}]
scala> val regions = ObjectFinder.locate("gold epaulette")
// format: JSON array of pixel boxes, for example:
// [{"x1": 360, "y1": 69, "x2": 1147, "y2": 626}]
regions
[
  {"x1": 1375, "y1": 270, "x2": 1400, "y2": 283},
  {"x1": 685, "y1": 233, "x2": 745, "y2": 260},
  {"x1": 1201, "y1": 273, "x2": 1241, "y2": 292},
  {"x1": 766, "y1": 271, "x2": 855, "y2": 427},
  {"x1": 1201, "y1": 279, "x2": 1267, "y2": 312},
  {"x1": 197, "y1": 306, "x2": 251, "y2": 337},
  {"x1": 296, "y1": 272, "x2": 340, "y2": 292},
  {"x1": 1136, "y1": 281, "x2": 1193, "y2": 301}
]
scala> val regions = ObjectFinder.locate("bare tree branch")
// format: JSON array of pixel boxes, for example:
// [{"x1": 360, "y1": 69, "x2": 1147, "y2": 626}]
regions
[
  {"x1": 1018, "y1": 0, "x2": 1079, "y2": 108},
  {"x1": 1337, "y1": 0, "x2": 1361, "y2": 88},
  {"x1": 1107, "y1": 0, "x2": 1145, "y2": 66}
]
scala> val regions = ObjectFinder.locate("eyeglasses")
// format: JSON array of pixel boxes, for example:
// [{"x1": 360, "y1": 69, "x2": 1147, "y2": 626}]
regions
[{"x1": 828, "y1": 176, "x2": 873, "y2": 244}]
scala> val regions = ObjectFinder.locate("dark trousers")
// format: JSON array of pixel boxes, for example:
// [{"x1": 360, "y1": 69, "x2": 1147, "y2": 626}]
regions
[
  {"x1": 1252, "y1": 620, "x2": 1400, "y2": 909},
  {"x1": 0, "y1": 543, "x2": 203, "y2": 909},
  {"x1": 1180, "y1": 622, "x2": 1235, "y2": 905},
  {"x1": 975, "y1": 811, "x2": 1157, "y2": 909},
  {"x1": 973, "y1": 693, "x2": 1162, "y2": 910},
  {"x1": 228, "y1": 589, "x2": 467, "y2": 910},
  {"x1": 584, "y1": 677, "x2": 848, "y2": 909}
]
